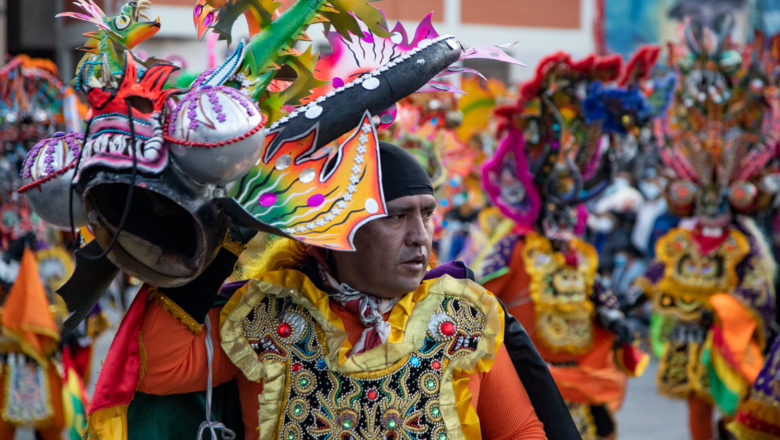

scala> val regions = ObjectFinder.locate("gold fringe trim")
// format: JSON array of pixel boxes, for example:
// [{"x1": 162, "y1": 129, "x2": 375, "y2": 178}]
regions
[
  {"x1": 221, "y1": 230, "x2": 248, "y2": 257},
  {"x1": 0, "y1": 327, "x2": 56, "y2": 366},
  {"x1": 147, "y1": 287, "x2": 204, "y2": 334},
  {"x1": 138, "y1": 331, "x2": 147, "y2": 382},
  {"x1": 739, "y1": 397, "x2": 780, "y2": 428},
  {"x1": 86, "y1": 404, "x2": 129, "y2": 440},
  {"x1": 728, "y1": 420, "x2": 780, "y2": 440}
]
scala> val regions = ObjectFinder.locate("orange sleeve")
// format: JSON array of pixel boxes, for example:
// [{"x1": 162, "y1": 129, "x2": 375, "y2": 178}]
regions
[
  {"x1": 482, "y1": 241, "x2": 535, "y2": 327},
  {"x1": 137, "y1": 303, "x2": 239, "y2": 395},
  {"x1": 473, "y1": 343, "x2": 548, "y2": 440}
]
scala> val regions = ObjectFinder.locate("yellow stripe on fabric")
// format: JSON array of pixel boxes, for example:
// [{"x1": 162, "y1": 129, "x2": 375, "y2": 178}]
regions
[
  {"x1": 85, "y1": 404, "x2": 129, "y2": 440},
  {"x1": 147, "y1": 287, "x2": 204, "y2": 335}
]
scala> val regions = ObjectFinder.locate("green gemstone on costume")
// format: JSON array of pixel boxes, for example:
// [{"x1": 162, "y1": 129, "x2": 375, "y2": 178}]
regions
[
  {"x1": 431, "y1": 406, "x2": 440, "y2": 416},
  {"x1": 292, "y1": 404, "x2": 303, "y2": 415},
  {"x1": 287, "y1": 429, "x2": 296, "y2": 440},
  {"x1": 438, "y1": 432, "x2": 448, "y2": 440},
  {"x1": 299, "y1": 377, "x2": 309, "y2": 387},
  {"x1": 426, "y1": 378, "x2": 436, "y2": 389},
  {"x1": 342, "y1": 418, "x2": 353, "y2": 428},
  {"x1": 387, "y1": 419, "x2": 397, "y2": 429}
]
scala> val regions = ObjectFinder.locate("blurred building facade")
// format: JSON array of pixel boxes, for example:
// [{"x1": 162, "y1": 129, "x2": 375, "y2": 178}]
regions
[
  {"x1": 9, "y1": 1, "x2": 780, "y2": 85},
  {"x1": 3, "y1": 0, "x2": 598, "y2": 83}
]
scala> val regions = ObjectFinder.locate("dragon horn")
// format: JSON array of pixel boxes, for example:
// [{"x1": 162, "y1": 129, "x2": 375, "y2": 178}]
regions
[
  {"x1": 261, "y1": 36, "x2": 462, "y2": 160},
  {"x1": 684, "y1": 20, "x2": 703, "y2": 57},
  {"x1": 711, "y1": 13, "x2": 733, "y2": 57},
  {"x1": 222, "y1": 36, "x2": 463, "y2": 239}
]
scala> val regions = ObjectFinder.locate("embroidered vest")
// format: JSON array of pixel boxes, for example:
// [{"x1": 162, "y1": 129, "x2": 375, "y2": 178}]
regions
[
  {"x1": 649, "y1": 227, "x2": 749, "y2": 322},
  {"x1": 220, "y1": 270, "x2": 504, "y2": 440},
  {"x1": 521, "y1": 232, "x2": 598, "y2": 355},
  {"x1": 641, "y1": 227, "x2": 750, "y2": 398}
]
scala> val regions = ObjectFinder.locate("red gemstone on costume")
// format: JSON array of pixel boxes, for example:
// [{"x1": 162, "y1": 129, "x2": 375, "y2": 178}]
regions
[
  {"x1": 292, "y1": 363, "x2": 302, "y2": 372},
  {"x1": 277, "y1": 322, "x2": 292, "y2": 337},
  {"x1": 367, "y1": 389, "x2": 378, "y2": 400},
  {"x1": 440, "y1": 321, "x2": 455, "y2": 336},
  {"x1": 432, "y1": 361, "x2": 441, "y2": 370}
]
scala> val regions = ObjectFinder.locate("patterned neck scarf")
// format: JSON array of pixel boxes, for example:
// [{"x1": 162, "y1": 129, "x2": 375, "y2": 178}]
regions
[{"x1": 317, "y1": 261, "x2": 400, "y2": 355}]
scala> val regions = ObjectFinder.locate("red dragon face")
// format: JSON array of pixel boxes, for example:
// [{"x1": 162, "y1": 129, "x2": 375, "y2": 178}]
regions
[{"x1": 78, "y1": 53, "x2": 177, "y2": 178}]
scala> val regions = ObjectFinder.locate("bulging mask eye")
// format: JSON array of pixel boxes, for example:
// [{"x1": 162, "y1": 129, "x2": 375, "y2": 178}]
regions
[
  {"x1": 728, "y1": 181, "x2": 757, "y2": 211},
  {"x1": 719, "y1": 50, "x2": 742, "y2": 74},
  {"x1": 667, "y1": 180, "x2": 697, "y2": 215},
  {"x1": 669, "y1": 180, "x2": 696, "y2": 204},
  {"x1": 203, "y1": 11, "x2": 215, "y2": 27},
  {"x1": 115, "y1": 15, "x2": 131, "y2": 30}
]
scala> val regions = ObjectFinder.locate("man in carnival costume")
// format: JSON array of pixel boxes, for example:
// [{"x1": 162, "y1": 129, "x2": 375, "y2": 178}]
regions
[
  {"x1": 137, "y1": 140, "x2": 552, "y2": 439},
  {"x1": 632, "y1": 19, "x2": 780, "y2": 440},
  {"x1": 21, "y1": 1, "x2": 580, "y2": 438},
  {"x1": 470, "y1": 47, "x2": 666, "y2": 440}
]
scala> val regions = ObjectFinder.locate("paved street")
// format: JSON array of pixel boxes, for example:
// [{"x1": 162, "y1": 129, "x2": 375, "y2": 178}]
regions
[{"x1": 616, "y1": 358, "x2": 690, "y2": 439}]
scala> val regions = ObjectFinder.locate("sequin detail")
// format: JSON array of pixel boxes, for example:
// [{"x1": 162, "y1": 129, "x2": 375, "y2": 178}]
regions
[{"x1": 239, "y1": 294, "x2": 487, "y2": 438}]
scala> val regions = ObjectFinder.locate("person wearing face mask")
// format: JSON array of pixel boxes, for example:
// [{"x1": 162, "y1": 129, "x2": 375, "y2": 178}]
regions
[
  {"x1": 585, "y1": 171, "x2": 642, "y2": 279},
  {"x1": 631, "y1": 169, "x2": 675, "y2": 258}
]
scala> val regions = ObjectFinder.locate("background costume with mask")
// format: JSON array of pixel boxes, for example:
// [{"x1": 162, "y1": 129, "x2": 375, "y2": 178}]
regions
[
  {"x1": 468, "y1": 48, "x2": 665, "y2": 440},
  {"x1": 632, "y1": 19, "x2": 780, "y2": 440},
  {"x1": 0, "y1": 54, "x2": 96, "y2": 440}
]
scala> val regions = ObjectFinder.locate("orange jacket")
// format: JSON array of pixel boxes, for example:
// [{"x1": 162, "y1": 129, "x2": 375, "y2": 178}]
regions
[{"x1": 138, "y1": 296, "x2": 547, "y2": 439}]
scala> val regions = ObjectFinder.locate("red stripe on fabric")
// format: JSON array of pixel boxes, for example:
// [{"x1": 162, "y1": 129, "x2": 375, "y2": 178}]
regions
[{"x1": 88, "y1": 286, "x2": 149, "y2": 413}]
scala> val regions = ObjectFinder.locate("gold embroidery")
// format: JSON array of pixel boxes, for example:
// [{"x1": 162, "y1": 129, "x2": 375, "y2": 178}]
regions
[
  {"x1": 221, "y1": 230, "x2": 248, "y2": 257},
  {"x1": 643, "y1": 228, "x2": 750, "y2": 400},
  {"x1": 219, "y1": 270, "x2": 503, "y2": 440},
  {"x1": 654, "y1": 228, "x2": 749, "y2": 307},
  {"x1": 521, "y1": 232, "x2": 597, "y2": 354}
]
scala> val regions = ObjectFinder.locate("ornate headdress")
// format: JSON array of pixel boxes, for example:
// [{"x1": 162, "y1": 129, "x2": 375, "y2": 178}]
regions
[
  {"x1": 658, "y1": 21, "x2": 780, "y2": 221},
  {"x1": 21, "y1": 0, "x2": 516, "y2": 325},
  {"x1": 0, "y1": 56, "x2": 84, "y2": 255},
  {"x1": 484, "y1": 48, "x2": 661, "y2": 233}
]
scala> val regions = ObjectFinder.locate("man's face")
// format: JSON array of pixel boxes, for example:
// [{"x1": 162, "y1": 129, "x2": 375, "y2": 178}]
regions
[{"x1": 332, "y1": 194, "x2": 436, "y2": 299}]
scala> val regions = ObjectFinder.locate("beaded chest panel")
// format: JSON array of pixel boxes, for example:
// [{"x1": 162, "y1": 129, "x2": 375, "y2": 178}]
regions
[
  {"x1": 1, "y1": 354, "x2": 53, "y2": 425},
  {"x1": 652, "y1": 228, "x2": 749, "y2": 321},
  {"x1": 236, "y1": 287, "x2": 488, "y2": 440},
  {"x1": 521, "y1": 232, "x2": 597, "y2": 354}
]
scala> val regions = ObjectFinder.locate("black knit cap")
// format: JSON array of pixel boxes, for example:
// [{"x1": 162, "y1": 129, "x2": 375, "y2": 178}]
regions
[{"x1": 378, "y1": 141, "x2": 434, "y2": 202}]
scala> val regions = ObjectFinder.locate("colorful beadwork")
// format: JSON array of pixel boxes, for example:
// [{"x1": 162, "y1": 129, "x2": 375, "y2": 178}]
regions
[
  {"x1": 230, "y1": 279, "x2": 492, "y2": 439},
  {"x1": 1, "y1": 354, "x2": 54, "y2": 425},
  {"x1": 641, "y1": 227, "x2": 751, "y2": 399},
  {"x1": 521, "y1": 231, "x2": 598, "y2": 354},
  {"x1": 653, "y1": 228, "x2": 749, "y2": 311}
]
